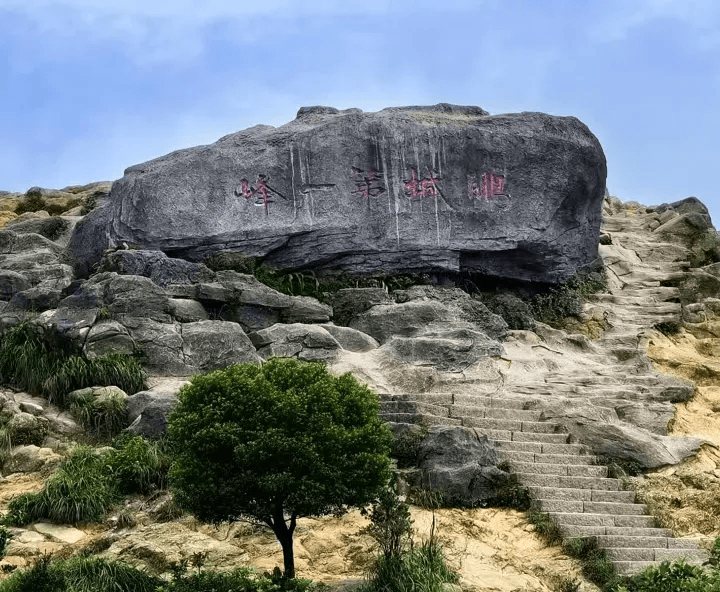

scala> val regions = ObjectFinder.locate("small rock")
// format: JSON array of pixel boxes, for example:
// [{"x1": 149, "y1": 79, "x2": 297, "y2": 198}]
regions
[
  {"x1": 18, "y1": 402, "x2": 43, "y2": 416},
  {"x1": 32, "y1": 523, "x2": 86, "y2": 545}
]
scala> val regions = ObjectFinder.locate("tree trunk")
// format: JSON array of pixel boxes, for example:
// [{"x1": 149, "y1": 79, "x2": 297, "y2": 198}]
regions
[
  {"x1": 277, "y1": 528, "x2": 295, "y2": 579},
  {"x1": 270, "y1": 506, "x2": 297, "y2": 579}
]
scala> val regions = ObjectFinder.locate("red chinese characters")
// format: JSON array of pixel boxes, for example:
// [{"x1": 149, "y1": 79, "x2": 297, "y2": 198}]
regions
[
  {"x1": 469, "y1": 172, "x2": 505, "y2": 201},
  {"x1": 351, "y1": 167, "x2": 385, "y2": 199},
  {"x1": 403, "y1": 169, "x2": 441, "y2": 199},
  {"x1": 234, "y1": 174, "x2": 274, "y2": 215}
]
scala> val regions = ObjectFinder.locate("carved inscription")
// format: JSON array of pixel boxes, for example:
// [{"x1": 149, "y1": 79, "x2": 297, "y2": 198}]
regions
[
  {"x1": 234, "y1": 174, "x2": 286, "y2": 216},
  {"x1": 469, "y1": 172, "x2": 506, "y2": 201},
  {"x1": 350, "y1": 166, "x2": 386, "y2": 199},
  {"x1": 403, "y1": 169, "x2": 441, "y2": 199}
]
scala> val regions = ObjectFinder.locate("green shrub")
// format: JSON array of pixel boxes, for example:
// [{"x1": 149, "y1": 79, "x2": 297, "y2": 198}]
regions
[
  {"x1": 531, "y1": 271, "x2": 607, "y2": 326},
  {"x1": 609, "y1": 559, "x2": 718, "y2": 592},
  {"x1": 360, "y1": 540, "x2": 459, "y2": 592},
  {"x1": 392, "y1": 424, "x2": 429, "y2": 469},
  {"x1": 4, "y1": 446, "x2": 120, "y2": 525},
  {"x1": 15, "y1": 190, "x2": 46, "y2": 215},
  {"x1": 0, "y1": 525, "x2": 12, "y2": 560},
  {"x1": 158, "y1": 564, "x2": 319, "y2": 592},
  {"x1": 483, "y1": 476, "x2": 532, "y2": 511},
  {"x1": 527, "y1": 510, "x2": 564, "y2": 546},
  {"x1": 0, "y1": 555, "x2": 160, "y2": 592},
  {"x1": 689, "y1": 229, "x2": 720, "y2": 268},
  {"x1": 361, "y1": 486, "x2": 413, "y2": 560},
  {"x1": 105, "y1": 434, "x2": 170, "y2": 494}
]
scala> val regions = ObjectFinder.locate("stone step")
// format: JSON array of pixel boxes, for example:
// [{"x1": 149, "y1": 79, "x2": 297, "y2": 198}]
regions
[
  {"x1": 534, "y1": 500, "x2": 648, "y2": 515},
  {"x1": 379, "y1": 412, "x2": 461, "y2": 426},
  {"x1": 452, "y1": 395, "x2": 538, "y2": 409},
  {"x1": 385, "y1": 393, "x2": 454, "y2": 406},
  {"x1": 495, "y1": 441, "x2": 589, "y2": 455},
  {"x1": 549, "y1": 513, "x2": 656, "y2": 528},
  {"x1": 464, "y1": 426, "x2": 511, "y2": 441},
  {"x1": 483, "y1": 408, "x2": 544, "y2": 421},
  {"x1": 508, "y1": 461, "x2": 608, "y2": 477},
  {"x1": 603, "y1": 547, "x2": 706, "y2": 562},
  {"x1": 527, "y1": 487, "x2": 635, "y2": 503},
  {"x1": 595, "y1": 535, "x2": 675, "y2": 549},
  {"x1": 559, "y1": 525, "x2": 671, "y2": 538},
  {"x1": 498, "y1": 451, "x2": 599, "y2": 465},
  {"x1": 517, "y1": 474, "x2": 621, "y2": 491},
  {"x1": 521, "y1": 421, "x2": 569, "y2": 434},
  {"x1": 381, "y1": 401, "x2": 449, "y2": 416}
]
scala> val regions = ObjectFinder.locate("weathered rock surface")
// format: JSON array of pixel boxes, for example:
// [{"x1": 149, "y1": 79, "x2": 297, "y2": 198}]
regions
[
  {"x1": 415, "y1": 426, "x2": 509, "y2": 504},
  {"x1": 101, "y1": 249, "x2": 215, "y2": 287},
  {"x1": 125, "y1": 390, "x2": 178, "y2": 439},
  {"x1": 69, "y1": 105, "x2": 606, "y2": 283},
  {"x1": 0, "y1": 230, "x2": 73, "y2": 309},
  {"x1": 249, "y1": 323, "x2": 342, "y2": 361}
]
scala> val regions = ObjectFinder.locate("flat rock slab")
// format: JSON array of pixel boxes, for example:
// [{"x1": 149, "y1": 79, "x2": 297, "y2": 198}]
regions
[
  {"x1": 32, "y1": 523, "x2": 86, "y2": 544},
  {"x1": 70, "y1": 104, "x2": 606, "y2": 283}
]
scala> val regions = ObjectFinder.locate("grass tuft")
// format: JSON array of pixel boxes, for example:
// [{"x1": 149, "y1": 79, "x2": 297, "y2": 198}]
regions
[{"x1": 360, "y1": 540, "x2": 459, "y2": 592}]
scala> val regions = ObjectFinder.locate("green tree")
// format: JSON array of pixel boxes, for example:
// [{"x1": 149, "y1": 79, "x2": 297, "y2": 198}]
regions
[{"x1": 166, "y1": 357, "x2": 393, "y2": 579}]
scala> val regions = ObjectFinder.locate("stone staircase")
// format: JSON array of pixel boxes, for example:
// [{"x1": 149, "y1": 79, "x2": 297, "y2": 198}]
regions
[
  {"x1": 381, "y1": 395, "x2": 708, "y2": 575},
  {"x1": 378, "y1": 202, "x2": 716, "y2": 576}
]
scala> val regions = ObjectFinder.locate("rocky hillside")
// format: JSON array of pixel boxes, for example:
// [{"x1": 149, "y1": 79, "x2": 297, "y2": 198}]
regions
[{"x1": 0, "y1": 191, "x2": 718, "y2": 591}]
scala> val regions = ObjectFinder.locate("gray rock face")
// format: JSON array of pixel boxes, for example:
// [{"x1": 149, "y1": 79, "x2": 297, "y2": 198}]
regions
[
  {"x1": 249, "y1": 323, "x2": 342, "y2": 361},
  {"x1": 416, "y1": 426, "x2": 509, "y2": 505},
  {"x1": 69, "y1": 105, "x2": 606, "y2": 283},
  {"x1": 381, "y1": 327, "x2": 504, "y2": 372},
  {"x1": 126, "y1": 390, "x2": 178, "y2": 438},
  {"x1": 101, "y1": 250, "x2": 215, "y2": 287},
  {"x1": 0, "y1": 231, "x2": 74, "y2": 307}
]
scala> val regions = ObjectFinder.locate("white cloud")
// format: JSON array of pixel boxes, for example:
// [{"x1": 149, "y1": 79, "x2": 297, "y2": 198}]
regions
[
  {"x1": 0, "y1": 0, "x2": 487, "y2": 66},
  {"x1": 593, "y1": 0, "x2": 720, "y2": 46}
]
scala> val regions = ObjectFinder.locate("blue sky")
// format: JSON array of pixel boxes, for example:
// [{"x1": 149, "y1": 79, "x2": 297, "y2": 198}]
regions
[{"x1": 1, "y1": 1, "x2": 719, "y2": 223}]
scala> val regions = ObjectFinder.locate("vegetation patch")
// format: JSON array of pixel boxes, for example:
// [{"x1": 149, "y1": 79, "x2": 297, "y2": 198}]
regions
[
  {"x1": 391, "y1": 423, "x2": 429, "y2": 469},
  {"x1": 69, "y1": 388, "x2": 128, "y2": 441},
  {"x1": 0, "y1": 321, "x2": 146, "y2": 407},
  {"x1": 203, "y1": 251, "x2": 427, "y2": 302},
  {"x1": 688, "y1": 228, "x2": 720, "y2": 268},
  {"x1": 360, "y1": 486, "x2": 459, "y2": 592},
  {"x1": 2, "y1": 436, "x2": 170, "y2": 526},
  {"x1": 167, "y1": 357, "x2": 393, "y2": 578}
]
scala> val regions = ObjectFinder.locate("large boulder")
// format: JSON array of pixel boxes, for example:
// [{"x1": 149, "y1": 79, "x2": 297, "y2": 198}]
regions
[
  {"x1": 415, "y1": 425, "x2": 509, "y2": 505},
  {"x1": 69, "y1": 104, "x2": 606, "y2": 283}
]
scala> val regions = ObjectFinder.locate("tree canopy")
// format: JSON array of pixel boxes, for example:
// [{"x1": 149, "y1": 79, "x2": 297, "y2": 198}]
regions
[{"x1": 166, "y1": 357, "x2": 393, "y2": 578}]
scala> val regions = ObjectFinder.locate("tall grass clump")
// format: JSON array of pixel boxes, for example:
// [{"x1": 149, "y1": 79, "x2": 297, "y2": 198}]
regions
[
  {"x1": 44, "y1": 353, "x2": 146, "y2": 408},
  {"x1": 69, "y1": 388, "x2": 128, "y2": 440},
  {"x1": 361, "y1": 540, "x2": 459, "y2": 592},
  {"x1": 105, "y1": 433, "x2": 171, "y2": 494},
  {"x1": 0, "y1": 555, "x2": 160, "y2": 592},
  {"x1": 0, "y1": 525, "x2": 12, "y2": 560},
  {"x1": 3, "y1": 446, "x2": 120, "y2": 525},
  {"x1": 0, "y1": 322, "x2": 62, "y2": 395}
]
